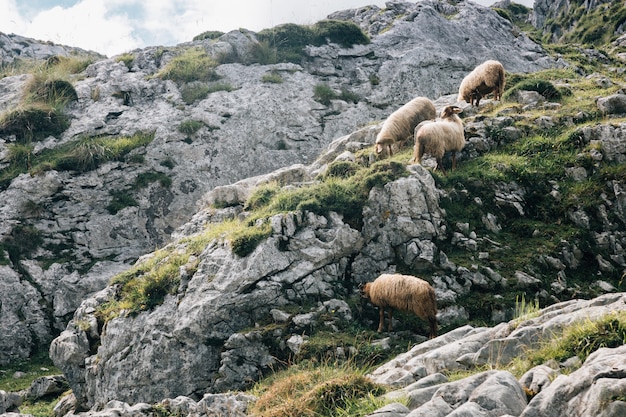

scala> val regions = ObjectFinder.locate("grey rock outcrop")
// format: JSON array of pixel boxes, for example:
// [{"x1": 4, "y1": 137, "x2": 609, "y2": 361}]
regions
[
  {"x1": 0, "y1": 32, "x2": 103, "y2": 65},
  {"x1": 363, "y1": 293, "x2": 626, "y2": 417},
  {"x1": 0, "y1": 0, "x2": 565, "y2": 365},
  {"x1": 520, "y1": 344, "x2": 626, "y2": 417},
  {"x1": 49, "y1": 156, "x2": 446, "y2": 408}
]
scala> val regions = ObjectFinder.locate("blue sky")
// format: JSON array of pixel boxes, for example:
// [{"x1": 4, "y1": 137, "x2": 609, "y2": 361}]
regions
[{"x1": 0, "y1": 0, "x2": 534, "y2": 57}]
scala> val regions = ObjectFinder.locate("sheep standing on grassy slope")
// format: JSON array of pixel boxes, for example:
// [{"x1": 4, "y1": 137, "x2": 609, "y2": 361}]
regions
[
  {"x1": 375, "y1": 96, "x2": 437, "y2": 157},
  {"x1": 458, "y1": 59, "x2": 505, "y2": 106},
  {"x1": 411, "y1": 105, "x2": 465, "y2": 175},
  {"x1": 360, "y1": 273, "x2": 438, "y2": 338}
]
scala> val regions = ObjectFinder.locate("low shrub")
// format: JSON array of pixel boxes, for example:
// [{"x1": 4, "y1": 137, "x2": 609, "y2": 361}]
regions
[
  {"x1": 249, "y1": 364, "x2": 388, "y2": 417},
  {"x1": 134, "y1": 171, "x2": 172, "y2": 189},
  {"x1": 107, "y1": 190, "x2": 138, "y2": 214},
  {"x1": 156, "y1": 48, "x2": 220, "y2": 83},
  {"x1": 178, "y1": 119, "x2": 204, "y2": 135},
  {"x1": 312, "y1": 19, "x2": 370, "y2": 48},
  {"x1": 313, "y1": 83, "x2": 337, "y2": 105},
  {"x1": 503, "y1": 78, "x2": 562, "y2": 101},
  {"x1": 115, "y1": 53, "x2": 135, "y2": 70},
  {"x1": 261, "y1": 71, "x2": 283, "y2": 83},
  {"x1": 192, "y1": 30, "x2": 224, "y2": 41},
  {"x1": 0, "y1": 103, "x2": 70, "y2": 142}
]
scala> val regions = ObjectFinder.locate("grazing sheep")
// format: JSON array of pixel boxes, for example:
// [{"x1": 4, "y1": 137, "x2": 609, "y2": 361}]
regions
[
  {"x1": 458, "y1": 60, "x2": 505, "y2": 106},
  {"x1": 360, "y1": 273, "x2": 438, "y2": 338},
  {"x1": 411, "y1": 105, "x2": 465, "y2": 175},
  {"x1": 375, "y1": 97, "x2": 436, "y2": 157}
]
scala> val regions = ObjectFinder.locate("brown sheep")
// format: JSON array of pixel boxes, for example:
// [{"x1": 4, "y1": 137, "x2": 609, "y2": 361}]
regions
[
  {"x1": 375, "y1": 97, "x2": 437, "y2": 157},
  {"x1": 411, "y1": 105, "x2": 465, "y2": 175},
  {"x1": 360, "y1": 273, "x2": 438, "y2": 338},
  {"x1": 458, "y1": 60, "x2": 505, "y2": 106}
]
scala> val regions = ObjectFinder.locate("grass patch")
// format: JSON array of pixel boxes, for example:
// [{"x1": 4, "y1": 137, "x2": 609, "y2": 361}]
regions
[
  {"x1": 248, "y1": 363, "x2": 391, "y2": 417},
  {"x1": 0, "y1": 102, "x2": 70, "y2": 143},
  {"x1": 107, "y1": 189, "x2": 138, "y2": 215},
  {"x1": 508, "y1": 311, "x2": 626, "y2": 378},
  {"x1": 503, "y1": 78, "x2": 563, "y2": 101},
  {"x1": 0, "y1": 352, "x2": 61, "y2": 392},
  {"x1": 156, "y1": 47, "x2": 220, "y2": 83},
  {"x1": 262, "y1": 71, "x2": 284, "y2": 84},
  {"x1": 246, "y1": 160, "x2": 408, "y2": 230},
  {"x1": 115, "y1": 53, "x2": 135, "y2": 70},
  {"x1": 192, "y1": 30, "x2": 224, "y2": 41},
  {"x1": 254, "y1": 20, "x2": 369, "y2": 64},
  {"x1": 313, "y1": 84, "x2": 360, "y2": 106},
  {"x1": 134, "y1": 171, "x2": 172, "y2": 189},
  {"x1": 0, "y1": 131, "x2": 154, "y2": 189},
  {"x1": 178, "y1": 119, "x2": 204, "y2": 135},
  {"x1": 96, "y1": 218, "x2": 272, "y2": 322}
]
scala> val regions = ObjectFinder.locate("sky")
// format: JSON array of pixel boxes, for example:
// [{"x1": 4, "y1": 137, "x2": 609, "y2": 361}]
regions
[{"x1": 0, "y1": 0, "x2": 535, "y2": 57}]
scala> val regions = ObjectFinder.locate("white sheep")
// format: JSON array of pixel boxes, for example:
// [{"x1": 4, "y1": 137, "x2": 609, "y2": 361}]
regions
[
  {"x1": 375, "y1": 97, "x2": 437, "y2": 157},
  {"x1": 458, "y1": 60, "x2": 505, "y2": 106},
  {"x1": 360, "y1": 273, "x2": 438, "y2": 338},
  {"x1": 411, "y1": 105, "x2": 465, "y2": 175}
]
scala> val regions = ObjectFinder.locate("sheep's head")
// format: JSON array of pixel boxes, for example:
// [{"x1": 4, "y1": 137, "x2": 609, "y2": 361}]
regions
[
  {"x1": 359, "y1": 282, "x2": 372, "y2": 299},
  {"x1": 440, "y1": 105, "x2": 463, "y2": 118}
]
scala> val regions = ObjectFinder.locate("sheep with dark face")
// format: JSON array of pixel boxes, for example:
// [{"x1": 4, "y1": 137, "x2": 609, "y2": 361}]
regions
[
  {"x1": 458, "y1": 60, "x2": 505, "y2": 106},
  {"x1": 411, "y1": 105, "x2": 465, "y2": 175},
  {"x1": 360, "y1": 273, "x2": 438, "y2": 338},
  {"x1": 375, "y1": 97, "x2": 437, "y2": 157}
]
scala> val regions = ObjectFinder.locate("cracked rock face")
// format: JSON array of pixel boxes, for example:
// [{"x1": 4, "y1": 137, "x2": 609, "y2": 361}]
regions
[{"x1": 1, "y1": 1, "x2": 563, "y2": 365}]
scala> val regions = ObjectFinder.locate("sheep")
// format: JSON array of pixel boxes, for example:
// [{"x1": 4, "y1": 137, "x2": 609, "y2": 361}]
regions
[
  {"x1": 458, "y1": 60, "x2": 505, "y2": 106},
  {"x1": 411, "y1": 105, "x2": 465, "y2": 175},
  {"x1": 375, "y1": 97, "x2": 436, "y2": 157},
  {"x1": 360, "y1": 273, "x2": 438, "y2": 338}
]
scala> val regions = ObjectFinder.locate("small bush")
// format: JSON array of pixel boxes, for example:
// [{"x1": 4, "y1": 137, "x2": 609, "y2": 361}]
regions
[
  {"x1": 312, "y1": 20, "x2": 370, "y2": 48},
  {"x1": 313, "y1": 83, "x2": 337, "y2": 105},
  {"x1": 134, "y1": 171, "x2": 172, "y2": 189},
  {"x1": 157, "y1": 48, "x2": 220, "y2": 83},
  {"x1": 339, "y1": 88, "x2": 360, "y2": 104},
  {"x1": 261, "y1": 71, "x2": 283, "y2": 84},
  {"x1": 181, "y1": 84, "x2": 211, "y2": 104},
  {"x1": 28, "y1": 79, "x2": 78, "y2": 105},
  {"x1": 0, "y1": 103, "x2": 70, "y2": 142},
  {"x1": 192, "y1": 30, "x2": 224, "y2": 41},
  {"x1": 230, "y1": 221, "x2": 273, "y2": 257},
  {"x1": 107, "y1": 190, "x2": 138, "y2": 214},
  {"x1": 115, "y1": 53, "x2": 135, "y2": 70},
  {"x1": 249, "y1": 365, "x2": 387, "y2": 417},
  {"x1": 244, "y1": 182, "x2": 281, "y2": 211},
  {"x1": 323, "y1": 161, "x2": 359, "y2": 180},
  {"x1": 2, "y1": 224, "x2": 43, "y2": 259},
  {"x1": 178, "y1": 119, "x2": 204, "y2": 135},
  {"x1": 250, "y1": 40, "x2": 278, "y2": 65},
  {"x1": 207, "y1": 82, "x2": 235, "y2": 94},
  {"x1": 503, "y1": 78, "x2": 562, "y2": 101}
]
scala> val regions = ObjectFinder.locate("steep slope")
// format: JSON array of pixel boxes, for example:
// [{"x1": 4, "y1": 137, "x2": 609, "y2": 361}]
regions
[{"x1": 0, "y1": 0, "x2": 562, "y2": 365}]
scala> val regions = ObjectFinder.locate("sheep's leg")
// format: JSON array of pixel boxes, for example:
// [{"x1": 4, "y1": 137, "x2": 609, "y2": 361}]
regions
[
  {"x1": 437, "y1": 158, "x2": 447, "y2": 176},
  {"x1": 429, "y1": 317, "x2": 438, "y2": 339},
  {"x1": 377, "y1": 308, "x2": 385, "y2": 333},
  {"x1": 388, "y1": 308, "x2": 394, "y2": 332},
  {"x1": 451, "y1": 151, "x2": 457, "y2": 170}
]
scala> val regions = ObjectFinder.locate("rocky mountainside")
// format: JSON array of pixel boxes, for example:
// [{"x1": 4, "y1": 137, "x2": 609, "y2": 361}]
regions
[
  {"x1": 0, "y1": 0, "x2": 562, "y2": 366},
  {"x1": 1, "y1": 0, "x2": 626, "y2": 416}
]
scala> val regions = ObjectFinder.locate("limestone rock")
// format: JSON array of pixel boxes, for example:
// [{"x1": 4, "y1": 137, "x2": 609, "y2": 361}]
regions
[{"x1": 0, "y1": 0, "x2": 564, "y2": 365}]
